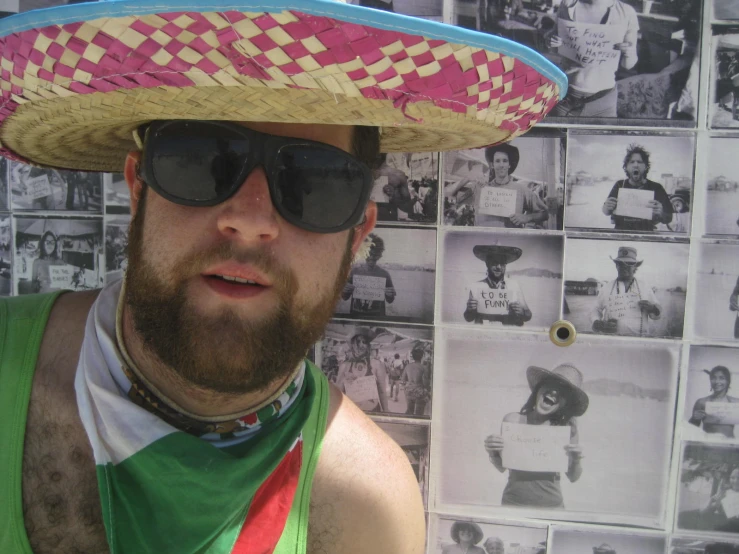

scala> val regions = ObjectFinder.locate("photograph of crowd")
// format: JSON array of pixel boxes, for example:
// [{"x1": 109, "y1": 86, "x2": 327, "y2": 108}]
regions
[
  {"x1": 435, "y1": 330, "x2": 677, "y2": 526},
  {"x1": 549, "y1": 526, "x2": 666, "y2": 554},
  {"x1": 371, "y1": 152, "x2": 439, "y2": 225},
  {"x1": 452, "y1": 0, "x2": 701, "y2": 125},
  {"x1": 564, "y1": 238, "x2": 689, "y2": 338},
  {"x1": 316, "y1": 321, "x2": 433, "y2": 418},
  {"x1": 9, "y1": 162, "x2": 102, "y2": 212},
  {"x1": 13, "y1": 216, "x2": 103, "y2": 295},
  {"x1": 711, "y1": 29, "x2": 739, "y2": 129},
  {"x1": 335, "y1": 225, "x2": 436, "y2": 324},
  {"x1": 565, "y1": 132, "x2": 694, "y2": 233},
  {"x1": 105, "y1": 216, "x2": 129, "y2": 285},
  {"x1": 374, "y1": 419, "x2": 430, "y2": 507},
  {"x1": 104, "y1": 173, "x2": 130, "y2": 215},
  {"x1": 443, "y1": 131, "x2": 564, "y2": 230},
  {"x1": 693, "y1": 242, "x2": 739, "y2": 341},
  {"x1": 431, "y1": 516, "x2": 547, "y2": 554},
  {"x1": 677, "y1": 442, "x2": 739, "y2": 535},
  {"x1": 441, "y1": 231, "x2": 563, "y2": 329},
  {"x1": 0, "y1": 214, "x2": 11, "y2": 296},
  {"x1": 704, "y1": 137, "x2": 739, "y2": 236}
]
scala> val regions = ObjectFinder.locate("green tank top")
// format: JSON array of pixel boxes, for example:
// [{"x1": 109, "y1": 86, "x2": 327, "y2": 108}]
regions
[{"x1": 0, "y1": 291, "x2": 328, "y2": 554}]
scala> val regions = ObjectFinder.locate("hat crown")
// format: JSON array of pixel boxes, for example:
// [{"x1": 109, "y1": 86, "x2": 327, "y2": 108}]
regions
[
  {"x1": 617, "y1": 247, "x2": 637, "y2": 260},
  {"x1": 550, "y1": 363, "x2": 585, "y2": 389}
]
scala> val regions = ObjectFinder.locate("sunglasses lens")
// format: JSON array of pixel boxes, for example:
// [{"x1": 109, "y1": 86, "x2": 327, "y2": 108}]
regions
[
  {"x1": 274, "y1": 145, "x2": 367, "y2": 230},
  {"x1": 150, "y1": 122, "x2": 249, "y2": 202}
]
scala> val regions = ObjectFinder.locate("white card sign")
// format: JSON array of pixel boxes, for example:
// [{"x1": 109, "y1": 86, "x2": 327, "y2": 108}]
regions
[
  {"x1": 352, "y1": 275, "x2": 386, "y2": 301},
  {"x1": 723, "y1": 492, "x2": 739, "y2": 519},
  {"x1": 613, "y1": 188, "x2": 654, "y2": 220},
  {"x1": 471, "y1": 287, "x2": 514, "y2": 315},
  {"x1": 24, "y1": 175, "x2": 53, "y2": 201},
  {"x1": 705, "y1": 402, "x2": 739, "y2": 425},
  {"x1": 478, "y1": 187, "x2": 518, "y2": 217},
  {"x1": 369, "y1": 176, "x2": 390, "y2": 203},
  {"x1": 344, "y1": 375, "x2": 380, "y2": 410},
  {"x1": 49, "y1": 264, "x2": 74, "y2": 288},
  {"x1": 605, "y1": 290, "x2": 641, "y2": 322},
  {"x1": 501, "y1": 422, "x2": 571, "y2": 473},
  {"x1": 557, "y1": 19, "x2": 625, "y2": 74}
]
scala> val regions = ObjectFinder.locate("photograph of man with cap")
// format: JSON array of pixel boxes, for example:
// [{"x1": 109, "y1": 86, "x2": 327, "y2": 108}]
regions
[
  {"x1": 465, "y1": 244, "x2": 533, "y2": 326},
  {"x1": 0, "y1": 0, "x2": 565, "y2": 551},
  {"x1": 335, "y1": 326, "x2": 389, "y2": 413},
  {"x1": 442, "y1": 521, "x2": 487, "y2": 554},
  {"x1": 667, "y1": 188, "x2": 691, "y2": 233},
  {"x1": 341, "y1": 232, "x2": 397, "y2": 318},
  {"x1": 445, "y1": 143, "x2": 548, "y2": 228},
  {"x1": 602, "y1": 144, "x2": 674, "y2": 232},
  {"x1": 591, "y1": 246, "x2": 662, "y2": 337}
]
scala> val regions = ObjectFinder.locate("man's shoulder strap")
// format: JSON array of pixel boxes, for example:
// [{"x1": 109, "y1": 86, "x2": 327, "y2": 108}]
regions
[{"x1": 0, "y1": 292, "x2": 64, "y2": 360}]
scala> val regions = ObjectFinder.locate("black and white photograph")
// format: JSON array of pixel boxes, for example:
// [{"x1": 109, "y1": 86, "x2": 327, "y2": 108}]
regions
[
  {"x1": 671, "y1": 536, "x2": 739, "y2": 554},
  {"x1": 315, "y1": 321, "x2": 433, "y2": 418},
  {"x1": 434, "y1": 330, "x2": 678, "y2": 525},
  {"x1": 549, "y1": 526, "x2": 666, "y2": 554},
  {"x1": 441, "y1": 231, "x2": 563, "y2": 329},
  {"x1": 430, "y1": 515, "x2": 547, "y2": 554},
  {"x1": 711, "y1": 29, "x2": 739, "y2": 129},
  {"x1": 370, "y1": 152, "x2": 439, "y2": 225},
  {"x1": 683, "y1": 346, "x2": 739, "y2": 442},
  {"x1": 0, "y1": 214, "x2": 11, "y2": 296},
  {"x1": 677, "y1": 442, "x2": 739, "y2": 535},
  {"x1": 0, "y1": 157, "x2": 8, "y2": 211},
  {"x1": 13, "y1": 216, "x2": 103, "y2": 295},
  {"x1": 564, "y1": 238, "x2": 689, "y2": 338},
  {"x1": 443, "y1": 131, "x2": 564, "y2": 230},
  {"x1": 105, "y1": 216, "x2": 129, "y2": 285},
  {"x1": 565, "y1": 132, "x2": 695, "y2": 234},
  {"x1": 704, "y1": 137, "x2": 739, "y2": 236},
  {"x1": 10, "y1": 161, "x2": 102, "y2": 212},
  {"x1": 715, "y1": 1, "x2": 739, "y2": 21},
  {"x1": 348, "y1": 0, "x2": 442, "y2": 21},
  {"x1": 452, "y1": 0, "x2": 701, "y2": 126},
  {"x1": 335, "y1": 225, "x2": 436, "y2": 324},
  {"x1": 104, "y1": 173, "x2": 131, "y2": 215},
  {"x1": 692, "y1": 242, "x2": 739, "y2": 342},
  {"x1": 374, "y1": 418, "x2": 430, "y2": 508},
  {"x1": 19, "y1": 0, "x2": 97, "y2": 11}
]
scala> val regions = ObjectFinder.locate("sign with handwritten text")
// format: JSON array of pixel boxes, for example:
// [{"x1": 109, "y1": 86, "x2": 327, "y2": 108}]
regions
[
  {"x1": 24, "y1": 175, "x2": 53, "y2": 201},
  {"x1": 705, "y1": 402, "x2": 739, "y2": 425},
  {"x1": 605, "y1": 290, "x2": 641, "y2": 322},
  {"x1": 471, "y1": 287, "x2": 515, "y2": 316},
  {"x1": 478, "y1": 187, "x2": 518, "y2": 217},
  {"x1": 557, "y1": 19, "x2": 625, "y2": 74},
  {"x1": 353, "y1": 274, "x2": 386, "y2": 301},
  {"x1": 501, "y1": 422, "x2": 570, "y2": 473},
  {"x1": 49, "y1": 265, "x2": 75, "y2": 288},
  {"x1": 614, "y1": 188, "x2": 654, "y2": 220},
  {"x1": 344, "y1": 375, "x2": 380, "y2": 410}
]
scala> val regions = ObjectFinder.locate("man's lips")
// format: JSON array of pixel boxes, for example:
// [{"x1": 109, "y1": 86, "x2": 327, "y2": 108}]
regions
[{"x1": 202, "y1": 263, "x2": 271, "y2": 287}]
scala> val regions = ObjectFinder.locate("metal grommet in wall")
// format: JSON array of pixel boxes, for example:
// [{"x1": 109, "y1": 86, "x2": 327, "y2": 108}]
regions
[{"x1": 549, "y1": 320, "x2": 577, "y2": 347}]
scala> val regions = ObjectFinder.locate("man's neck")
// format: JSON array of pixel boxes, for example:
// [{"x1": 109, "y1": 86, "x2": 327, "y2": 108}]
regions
[
  {"x1": 492, "y1": 175, "x2": 511, "y2": 186},
  {"x1": 120, "y1": 304, "x2": 292, "y2": 419},
  {"x1": 487, "y1": 275, "x2": 504, "y2": 286},
  {"x1": 617, "y1": 277, "x2": 635, "y2": 289},
  {"x1": 627, "y1": 176, "x2": 647, "y2": 188}
]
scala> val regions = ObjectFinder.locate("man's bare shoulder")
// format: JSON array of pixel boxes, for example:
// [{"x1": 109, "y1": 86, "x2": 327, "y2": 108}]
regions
[{"x1": 308, "y1": 383, "x2": 426, "y2": 554}]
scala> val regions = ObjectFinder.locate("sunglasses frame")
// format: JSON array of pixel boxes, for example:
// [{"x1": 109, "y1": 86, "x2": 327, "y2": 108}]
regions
[{"x1": 139, "y1": 120, "x2": 374, "y2": 234}]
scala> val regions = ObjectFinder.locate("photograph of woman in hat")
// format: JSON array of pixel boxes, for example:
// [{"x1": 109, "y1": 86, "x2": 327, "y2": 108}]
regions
[
  {"x1": 442, "y1": 522, "x2": 487, "y2": 554},
  {"x1": 483, "y1": 363, "x2": 589, "y2": 508},
  {"x1": 689, "y1": 366, "x2": 739, "y2": 439},
  {"x1": 335, "y1": 326, "x2": 389, "y2": 413},
  {"x1": 31, "y1": 230, "x2": 64, "y2": 294},
  {"x1": 444, "y1": 143, "x2": 548, "y2": 228}
]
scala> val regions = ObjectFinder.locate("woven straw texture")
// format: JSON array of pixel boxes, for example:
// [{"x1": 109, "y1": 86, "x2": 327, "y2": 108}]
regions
[{"x1": 0, "y1": 9, "x2": 561, "y2": 171}]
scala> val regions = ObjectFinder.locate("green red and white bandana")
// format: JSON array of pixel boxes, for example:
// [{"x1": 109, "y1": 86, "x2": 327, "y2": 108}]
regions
[{"x1": 75, "y1": 279, "x2": 314, "y2": 553}]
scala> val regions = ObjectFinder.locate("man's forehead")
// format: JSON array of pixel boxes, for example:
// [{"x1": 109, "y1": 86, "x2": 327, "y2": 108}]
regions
[{"x1": 234, "y1": 121, "x2": 354, "y2": 152}]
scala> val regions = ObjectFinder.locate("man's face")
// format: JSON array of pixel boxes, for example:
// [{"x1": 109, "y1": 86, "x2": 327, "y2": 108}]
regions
[
  {"x1": 486, "y1": 257, "x2": 507, "y2": 281},
  {"x1": 615, "y1": 260, "x2": 638, "y2": 281},
  {"x1": 366, "y1": 253, "x2": 381, "y2": 269},
  {"x1": 491, "y1": 152, "x2": 510, "y2": 179},
  {"x1": 625, "y1": 153, "x2": 647, "y2": 182},
  {"x1": 351, "y1": 335, "x2": 370, "y2": 358},
  {"x1": 123, "y1": 122, "x2": 373, "y2": 394}
]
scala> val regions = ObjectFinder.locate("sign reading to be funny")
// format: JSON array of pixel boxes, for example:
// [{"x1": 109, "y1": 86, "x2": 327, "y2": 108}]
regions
[
  {"x1": 470, "y1": 287, "x2": 514, "y2": 315},
  {"x1": 557, "y1": 20, "x2": 625, "y2": 74},
  {"x1": 501, "y1": 422, "x2": 571, "y2": 473}
]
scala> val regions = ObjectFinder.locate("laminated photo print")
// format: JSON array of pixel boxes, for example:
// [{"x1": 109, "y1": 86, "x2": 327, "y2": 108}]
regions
[
  {"x1": 434, "y1": 330, "x2": 678, "y2": 527},
  {"x1": 565, "y1": 131, "x2": 695, "y2": 234},
  {"x1": 13, "y1": 216, "x2": 103, "y2": 295},
  {"x1": 335, "y1": 225, "x2": 436, "y2": 324},
  {"x1": 104, "y1": 216, "x2": 130, "y2": 285},
  {"x1": 677, "y1": 442, "x2": 739, "y2": 537},
  {"x1": 441, "y1": 230, "x2": 564, "y2": 330},
  {"x1": 315, "y1": 321, "x2": 433, "y2": 419},
  {"x1": 671, "y1": 536, "x2": 739, "y2": 554},
  {"x1": 369, "y1": 152, "x2": 439, "y2": 225},
  {"x1": 704, "y1": 137, "x2": 739, "y2": 236},
  {"x1": 429, "y1": 515, "x2": 547, "y2": 554},
  {"x1": 715, "y1": 0, "x2": 739, "y2": 21},
  {"x1": 10, "y1": 161, "x2": 102, "y2": 212},
  {"x1": 442, "y1": 130, "x2": 565, "y2": 230},
  {"x1": 683, "y1": 346, "x2": 739, "y2": 443},
  {"x1": 549, "y1": 526, "x2": 666, "y2": 554},
  {"x1": 0, "y1": 214, "x2": 11, "y2": 296},
  {"x1": 711, "y1": 28, "x2": 739, "y2": 129},
  {"x1": 347, "y1": 0, "x2": 442, "y2": 22},
  {"x1": 0, "y1": 157, "x2": 7, "y2": 211},
  {"x1": 104, "y1": 173, "x2": 131, "y2": 215},
  {"x1": 693, "y1": 242, "x2": 739, "y2": 341},
  {"x1": 563, "y1": 237, "x2": 689, "y2": 339},
  {"x1": 452, "y1": 0, "x2": 702, "y2": 126}
]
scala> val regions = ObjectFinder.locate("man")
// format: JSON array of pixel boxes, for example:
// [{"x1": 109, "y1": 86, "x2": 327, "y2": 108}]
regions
[
  {"x1": 464, "y1": 244, "x2": 533, "y2": 326},
  {"x1": 341, "y1": 233, "x2": 396, "y2": 318},
  {"x1": 335, "y1": 327, "x2": 389, "y2": 413},
  {"x1": 400, "y1": 344, "x2": 431, "y2": 416},
  {"x1": 371, "y1": 153, "x2": 411, "y2": 222},
  {"x1": 601, "y1": 144, "x2": 673, "y2": 231},
  {"x1": 0, "y1": 1, "x2": 562, "y2": 553},
  {"x1": 389, "y1": 353, "x2": 405, "y2": 401},
  {"x1": 591, "y1": 246, "x2": 661, "y2": 337}
]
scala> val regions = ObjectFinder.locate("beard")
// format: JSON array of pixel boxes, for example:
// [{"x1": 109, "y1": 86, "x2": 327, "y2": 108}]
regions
[{"x1": 124, "y1": 188, "x2": 354, "y2": 395}]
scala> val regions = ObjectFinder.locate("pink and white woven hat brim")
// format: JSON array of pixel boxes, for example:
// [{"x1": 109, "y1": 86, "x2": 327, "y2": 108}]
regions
[{"x1": 0, "y1": 0, "x2": 567, "y2": 172}]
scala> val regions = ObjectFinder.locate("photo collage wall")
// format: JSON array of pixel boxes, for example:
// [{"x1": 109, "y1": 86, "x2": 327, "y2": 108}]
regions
[{"x1": 5, "y1": 0, "x2": 739, "y2": 553}]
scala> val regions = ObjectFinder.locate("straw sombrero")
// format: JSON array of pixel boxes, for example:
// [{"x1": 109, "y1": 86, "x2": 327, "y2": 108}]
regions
[
  {"x1": 526, "y1": 363, "x2": 589, "y2": 417},
  {"x1": 0, "y1": 0, "x2": 566, "y2": 172},
  {"x1": 473, "y1": 244, "x2": 522, "y2": 264}
]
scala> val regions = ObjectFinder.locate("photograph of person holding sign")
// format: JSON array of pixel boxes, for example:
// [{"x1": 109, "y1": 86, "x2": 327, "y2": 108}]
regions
[
  {"x1": 341, "y1": 233, "x2": 396, "y2": 319},
  {"x1": 689, "y1": 366, "x2": 739, "y2": 439},
  {"x1": 483, "y1": 363, "x2": 588, "y2": 508},
  {"x1": 679, "y1": 461, "x2": 739, "y2": 534},
  {"x1": 335, "y1": 326, "x2": 389, "y2": 413},
  {"x1": 31, "y1": 230, "x2": 65, "y2": 294},
  {"x1": 693, "y1": 243, "x2": 739, "y2": 341}
]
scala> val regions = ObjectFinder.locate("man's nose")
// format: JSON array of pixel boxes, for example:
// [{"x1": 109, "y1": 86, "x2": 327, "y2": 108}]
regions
[{"x1": 214, "y1": 166, "x2": 280, "y2": 242}]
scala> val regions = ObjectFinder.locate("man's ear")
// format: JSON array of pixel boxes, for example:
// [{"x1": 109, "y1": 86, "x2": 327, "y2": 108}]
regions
[
  {"x1": 124, "y1": 151, "x2": 144, "y2": 217},
  {"x1": 350, "y1": 200, "x2": 378, "y2": 257}
]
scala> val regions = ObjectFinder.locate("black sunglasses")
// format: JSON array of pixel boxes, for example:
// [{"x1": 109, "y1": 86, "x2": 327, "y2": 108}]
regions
[{"x1": 138, "y1": 120, "x2": 373, "y2": 234}]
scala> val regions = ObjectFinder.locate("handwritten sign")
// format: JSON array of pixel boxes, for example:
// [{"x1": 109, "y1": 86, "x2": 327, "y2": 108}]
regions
[
  {"x1": 49, "y1": 264, "x2": 74, "y2": 288},
  {"x1": 353, "y1": 275, "x2": 386, "y2": 301},
  {"x1": 605, "y1": 290, "x2": 641, "y2": 322},
  {"x1": 614, "y1": 188, "x2": 654, "y2": 220},
  {"x1": 705, "y1": 402, "x2": 739, "y2": 425},
  {"x1": 557, "y1": 19, "x2": 625, "y2": 73},
  {"x1": 24, "y1": 175, "x2": 53, "y2": 201},
  {"x1": 369, "y1": 176, "x2": 390, "y2": 203},
  {"x1": 478, "y1": 187, "x2": 518, "y2": 217},
  {"x1": 723, "y1": 492, "x2": 739, "y2": 519},
  {"x1": 501, "y1": 422, "x2": 570, "y2": 473},
  {"x1": 471, "y1": 287, "x2": 514, "y2": 315},
  {"x1": 344, "y1": 375, "x2": 380, "y2": 410}
]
